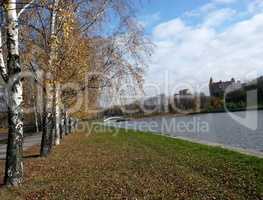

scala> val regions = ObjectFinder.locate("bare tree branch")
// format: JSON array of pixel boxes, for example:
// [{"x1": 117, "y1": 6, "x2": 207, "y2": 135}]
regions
[{"x1": 18, "y1": 0, "x2": 36, "y2": 18}]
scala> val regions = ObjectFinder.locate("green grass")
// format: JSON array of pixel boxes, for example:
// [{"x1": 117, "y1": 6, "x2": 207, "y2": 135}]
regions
[{"x1": 0, "y1": 124, "x2": 262, "y2": 199}]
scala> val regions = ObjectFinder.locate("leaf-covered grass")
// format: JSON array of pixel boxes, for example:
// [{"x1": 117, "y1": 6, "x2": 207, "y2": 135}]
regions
[{"x1": 0, "y1": 124, "x2": 262, "y2": 199}]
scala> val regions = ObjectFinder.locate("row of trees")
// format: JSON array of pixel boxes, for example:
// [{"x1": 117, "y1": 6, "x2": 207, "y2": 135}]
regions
[
  {"x1": 0, "y1": 0, "x2": 149, "y2": 186},
  {"x1": 99, "y1": 93, "x2": 238, "y2": 117}
]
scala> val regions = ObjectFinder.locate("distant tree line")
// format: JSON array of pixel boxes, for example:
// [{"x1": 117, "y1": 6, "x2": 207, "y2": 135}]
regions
[
  {"x1": 225, "y1": 76, "x2": 263, "y2": 110},
  {"x1": 99, "y1": 76, "x2": 263, "y2": 118}
]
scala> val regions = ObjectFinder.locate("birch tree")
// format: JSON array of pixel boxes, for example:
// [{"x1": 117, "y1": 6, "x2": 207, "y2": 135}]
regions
[
  {"x1": 0, "y1": 7, "x2": 8, "y2": 82},
  {"x1": 0, "y1": 0, "x2": 149, "y2": 187},
  {"x1": 1, "y1": 0, "x2": 35, "y2": 186},
  {"x1": 3, "y1": 0, "x2": 24, "y2": 186},
  {"x1": 49, "y1": 0, "x2": 60, "y2": 145},
  {"x1": 18, "y1": 0, "x2": 72, "y2": 154},
  {"x1": 20, "y1": 0, "x2": 150, "y2": 127},
  {"x1": 40, "y1": 0, "x2": 60, "y2": 156}
]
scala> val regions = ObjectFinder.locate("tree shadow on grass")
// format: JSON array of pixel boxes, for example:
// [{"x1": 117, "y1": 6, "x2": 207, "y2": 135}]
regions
[
  {"x1": 23, "y1": 154, "x2": 41, "y2": 159},
  {"x1": 0, "y1": 154, "x2": 40, "y2": 161},
  {"x1": 0, "y1": 153, "x2": 41, "y2": 161}
]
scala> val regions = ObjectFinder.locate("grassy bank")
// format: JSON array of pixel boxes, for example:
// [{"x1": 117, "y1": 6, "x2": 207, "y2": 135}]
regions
[{"x1": 0, "y1": 125, "x2": 262, "y2": 199}]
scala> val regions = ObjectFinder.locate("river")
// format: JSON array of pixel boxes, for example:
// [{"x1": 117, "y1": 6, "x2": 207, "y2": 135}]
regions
[{"x1": 113, "y1": 110, "x2": 263, "y2": 155}]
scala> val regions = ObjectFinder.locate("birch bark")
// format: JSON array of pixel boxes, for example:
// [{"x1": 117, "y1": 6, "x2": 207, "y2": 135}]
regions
[
  {"x1": 40, "y1": 79, "x2": 53, "y2": 156},
  {"x1": 0, "y1": 26, "x2": 8, "y2": 82},
  {"x1": 40, "y1": 0, "x2": 60, "y2": 154},
  {"x1": 54, "y1": 83, "x2": 60, "y2": 145},
  {"x1": 59, "y1": 106, "x2": 65, "y2": 139},
  {"x1": 34, "y1": 102, "x2": 39, "y2": 133},
  {"x1": 4, "y1": 0, "x2": 23, "y2": 186},
  {"x1": 65, "y1": 111, "x2": 69, "y2": 135}
]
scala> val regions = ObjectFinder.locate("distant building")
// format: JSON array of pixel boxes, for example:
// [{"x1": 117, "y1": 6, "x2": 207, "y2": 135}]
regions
[
  {"x1": 209, "y1": 77, "x2": 242, "y2": 98},
  {"x1": 178, "y1": 89, "x2": 191, "y2": 96},
  {"x1": 143, "y1": 94, "x2": 168, "y2": 112}
]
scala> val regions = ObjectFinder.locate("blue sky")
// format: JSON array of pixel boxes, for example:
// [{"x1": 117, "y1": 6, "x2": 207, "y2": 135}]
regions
[
  {"x1": 134, "y1": 0, "x2": 263, "y2": 96},
  {"x1": 139, "y1": 0, "x2": 212, "y2": 32}
]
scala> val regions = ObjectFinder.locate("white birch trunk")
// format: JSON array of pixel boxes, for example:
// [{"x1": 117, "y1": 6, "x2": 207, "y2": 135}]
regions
[
  {"x1": 65, "y1": 111, "x2": 69, "y2": 135},
  {"x1": 49, "y1": 0, "x2": 59, "y2": 68},
  {"x1": 54, "y1": 84, "x2": 60, "y2": 145},
  {"x1": 50, "y1": 0, "x2": 60, "y2": 143},
  {"x1": 33, "y1": 97, "x2": 39, "y2": 133},
  {"x1": 41, "y1": 80, "x2": 53, "y2": 156},
  {"x1": 29, "y1": 75, "x2": 40, "y2": 133},
  {"x1": 4, "y1": 0, "x2": 24, "y2": 186},
  {"x1": 41, "y1": 0, "x2": 60, "y2": 155},
  {"x1": 59, "y1": 106, "x2": 65, "y2": 139},
  {"x1": 0, "y1": 27, "x2": 8, "y2": 82}
]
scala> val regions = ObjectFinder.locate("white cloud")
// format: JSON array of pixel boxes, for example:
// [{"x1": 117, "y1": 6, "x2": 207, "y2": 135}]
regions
[
  {"x1": 153, "y1": 18, "x2": 188, "y2": 40},
  {"x1": 146, "y1": 7, "x2": 263, "y2": 95},
  {"x1": 184, "y1": 3, "x2": 216, "y2": 17},
  {"x1": 212, "y1": 0, "x2": 237, "y2": 4},
  {"x1": 203, "y1": 8, "x2": 236, "y2": 27},
  {"x1": 184, "y1": 0, "x2": 237, "y2": 18}
]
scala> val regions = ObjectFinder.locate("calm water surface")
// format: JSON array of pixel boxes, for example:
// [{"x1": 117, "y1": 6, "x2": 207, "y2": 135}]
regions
[{"x1": 114, "y1": 110, "x2": 263, "y2": 153}]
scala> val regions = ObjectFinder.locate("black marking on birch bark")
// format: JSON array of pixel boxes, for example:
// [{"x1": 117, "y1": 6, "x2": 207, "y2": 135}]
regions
[
  {"x1": 5, "y1": 62, "x2": 24, "y2": 186},
  {"x1": 40, "y1": 81, "x2": 55, "y2": 156}
]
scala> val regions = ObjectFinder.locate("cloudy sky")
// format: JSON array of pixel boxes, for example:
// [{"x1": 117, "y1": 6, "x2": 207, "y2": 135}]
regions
[{"x1": 138, "y1": 0, "x2": 263, "y2": 96}]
